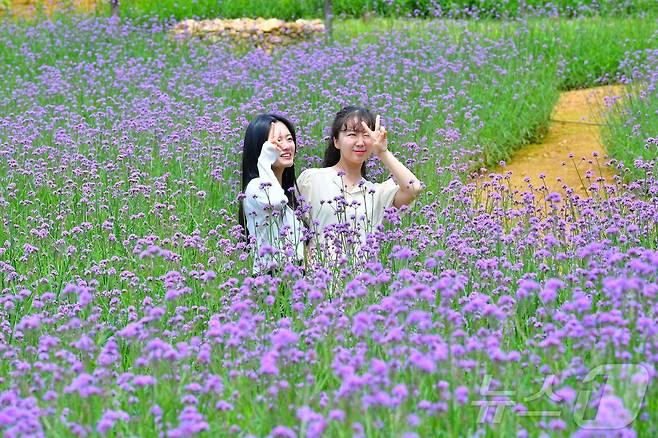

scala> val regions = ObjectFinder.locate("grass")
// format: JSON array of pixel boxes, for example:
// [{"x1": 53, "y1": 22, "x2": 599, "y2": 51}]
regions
[
  {"x1": 332, "y1": 14, "x2": 658, "y2": 170},
  {"x1": 335, "y1": 14, "x2": 658, "y2": 89},
  {"x1": 601, "y1": 45, "x2": 658, "y2": 179},
  {"x1": 8, "y1": 0, "x2": 657, "y2": 21},
  {"x1": 97, "y1": 0, "x2": 658, "y2": 21},
  {"x1": 331, "y1": 14, "x2": 658, "y2": 165},
  {"x1": 0, "y1": 13, "x2": 654, "y2": 177}
]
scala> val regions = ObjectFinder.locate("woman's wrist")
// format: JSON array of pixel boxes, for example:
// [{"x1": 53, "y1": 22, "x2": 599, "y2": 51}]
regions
[
  {"x1": 378, "y1": 149, "x2": 393, "y2": 160},
  {"x1": 259, "y1": 141, "x2": 279, "y2": 165}
]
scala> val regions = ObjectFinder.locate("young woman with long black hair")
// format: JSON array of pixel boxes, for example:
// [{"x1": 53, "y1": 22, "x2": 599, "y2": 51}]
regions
[
  {"x1": 239, "y1": 113, "x2": 305, "y2": 274},
  {"x1": 297, "y1": 105, "x2": 423, "y2": 253}
]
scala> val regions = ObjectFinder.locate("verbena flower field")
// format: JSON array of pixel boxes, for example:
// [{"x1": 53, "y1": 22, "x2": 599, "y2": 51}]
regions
[{"x1": 0, "y1": 11, "x2": 657, "y2": 438}]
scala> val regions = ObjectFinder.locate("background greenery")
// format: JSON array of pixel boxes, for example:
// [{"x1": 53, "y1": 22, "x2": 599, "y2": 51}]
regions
[
  {"x1": 602, "y1": 47, "x2": 658, "y2": 180},
  {"x1": 106, "y1": 0, "x2": 658, "y2": 22}
]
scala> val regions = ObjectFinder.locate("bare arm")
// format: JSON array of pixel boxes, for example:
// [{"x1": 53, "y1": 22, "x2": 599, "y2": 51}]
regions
[
  {"x1": 362, "y1": 116, "x2": 423, "y2": 208},
  {"x1": 378, "y1": 150, "x2": 423, "y2": 208}
]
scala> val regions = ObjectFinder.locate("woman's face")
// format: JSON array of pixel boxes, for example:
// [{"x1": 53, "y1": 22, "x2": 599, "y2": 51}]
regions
[
  {"x1": 270, "y1": 121, "x2": 295, "y2": 170},
  {"x1": 334, "y1": 117, "x2": 373, "y2": 166}
]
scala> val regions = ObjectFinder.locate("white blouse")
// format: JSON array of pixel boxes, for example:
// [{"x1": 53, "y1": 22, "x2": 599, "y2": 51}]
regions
[
  {"x1": 296, "y1": 167, "x2": 398, "y2": 251},
  {"x1": 243, "y1": 141, "x2": 305, "y2": 273}
]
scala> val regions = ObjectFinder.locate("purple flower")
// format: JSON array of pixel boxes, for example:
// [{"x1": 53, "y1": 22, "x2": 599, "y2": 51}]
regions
[
  {"x1": 269, "y1": 425, "x2": 296, "y2": 437},
  {"x1": 455, "y1": 386, "x2": 469, "y2": 404},
  {"x1": 167, "y1": 406, "x2": 209, "y2": 437},
  {"x1": 260, "y1": 350, "x2": 279, "y2": 376},
  {"x1": 133, "y1": 375, "x2": 157, "y2": 387},
  {"x1": 96, "y1": 410, "x2": 130, "y2": 436},
  {"x1": 271, "y1": 328, "x2": 299, "y2": 348},
  {"x1": 540, "y1": 278, "x2": 564, "y2": 304},
  {"x1": 64, "y1": 374, "x2": 102, "y2": 398}
]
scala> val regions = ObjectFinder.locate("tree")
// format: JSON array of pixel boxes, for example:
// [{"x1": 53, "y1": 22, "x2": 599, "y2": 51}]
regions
[
  {"x1": 110, "y1": 0, "x2": 119, "y2": 17},
  {"x1": 324, "y1": 0, "x2": 333, "y2": 41}
]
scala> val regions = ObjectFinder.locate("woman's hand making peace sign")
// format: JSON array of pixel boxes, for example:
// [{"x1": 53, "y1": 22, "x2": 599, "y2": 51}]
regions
[
  {"x1": 361, "y1": 115, "x2": 388, "y2": 158},
  {"x1": 268, "y1": 121, "x2": 283, "y2": 150},
  {"x1": 361, "y1": 113, "x2": 424, "y2": 208}
]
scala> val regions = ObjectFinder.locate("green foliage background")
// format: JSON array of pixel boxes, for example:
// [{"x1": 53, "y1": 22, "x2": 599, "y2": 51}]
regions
[{"x1": 111, "y1": 0, "x2": 658, "y2": 21}]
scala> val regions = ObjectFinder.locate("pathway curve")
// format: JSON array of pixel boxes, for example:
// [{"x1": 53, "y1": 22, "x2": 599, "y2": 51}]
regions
[{"x1": 485, "y1": 84, "x2": 623, "y2": 197}]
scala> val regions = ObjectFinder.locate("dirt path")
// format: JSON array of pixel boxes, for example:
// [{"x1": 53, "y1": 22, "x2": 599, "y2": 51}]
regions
[{"x1": 485, "y1": 84, "x2": 623, "y2": 198}]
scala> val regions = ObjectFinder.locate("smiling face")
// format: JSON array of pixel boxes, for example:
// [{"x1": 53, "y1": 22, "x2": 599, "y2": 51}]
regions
[
  {"x1": 334, "y1": 116, "x2": 374, "y2": 167},
  {"x1": 270, "y1": 121, "x2": 296, "y2": 171}
]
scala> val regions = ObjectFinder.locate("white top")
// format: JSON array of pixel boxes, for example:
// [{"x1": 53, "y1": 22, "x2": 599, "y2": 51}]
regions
[
  {"x1": 243, "y1": 141, "x2": 305, "y2": 273},
  {"x1": 296, "y1": 167, "x2": 398, "y2": 252}
]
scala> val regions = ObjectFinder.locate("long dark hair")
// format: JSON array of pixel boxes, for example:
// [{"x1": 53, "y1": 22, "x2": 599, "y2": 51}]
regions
[
  {"x1": 238, "y1": 113, "x2": 299, "y2": 235},
  {"x1": 322, "y1": 105, "x2": 376, "y2": 178}
]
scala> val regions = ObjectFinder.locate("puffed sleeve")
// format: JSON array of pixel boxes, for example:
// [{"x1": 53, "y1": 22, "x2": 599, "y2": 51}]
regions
[
  {"x1": 296, "y1": 168, "x2": 312, "y2": 202},
  {"x1": 375, "y1": 178, "x2": 399, "y2": 210}
]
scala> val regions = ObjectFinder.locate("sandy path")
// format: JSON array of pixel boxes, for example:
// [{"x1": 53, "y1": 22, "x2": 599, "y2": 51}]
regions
[{"x1": 486, "y1": 84, "x2": 623, "y2": 197}]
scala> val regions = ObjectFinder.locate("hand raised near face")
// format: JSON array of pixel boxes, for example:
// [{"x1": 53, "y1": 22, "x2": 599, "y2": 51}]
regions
[
  {"x1": 261, "y1": 122, "x2": 282, "y2": 164},
  {"x1": 361, "y1": 114, "x2": 388, "y2": 157},
  {"x1": 269, "y1": 122, "x2": 283, "y2": 149}
]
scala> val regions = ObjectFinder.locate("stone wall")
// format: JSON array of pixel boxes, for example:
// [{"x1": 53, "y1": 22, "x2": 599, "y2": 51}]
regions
[{"x1": 171, "y1": 18, "x2": 325, "y2": 49}]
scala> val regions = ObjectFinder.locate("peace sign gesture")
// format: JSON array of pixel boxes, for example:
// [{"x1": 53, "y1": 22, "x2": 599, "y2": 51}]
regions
[
  {"x1": 361, "y1": 114, "x2": 388, "y2": 158},
  {"x1": 268, "y1": 121, "x2": 283, "y2": 151}
]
